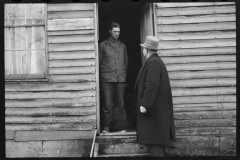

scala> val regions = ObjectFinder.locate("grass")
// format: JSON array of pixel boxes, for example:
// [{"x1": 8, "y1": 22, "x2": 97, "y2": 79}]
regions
[{"x1": 169, "y1": 100, "x2": 236, "y2": 156}]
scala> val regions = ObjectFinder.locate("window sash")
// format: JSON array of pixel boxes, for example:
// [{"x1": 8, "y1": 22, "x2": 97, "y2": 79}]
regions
[
  {"x1": 4, "y1": 4, "x2": 46, "y2": 79},
  {"x1": 5, "y1": 73, "x2": 45, "y2": 80}
]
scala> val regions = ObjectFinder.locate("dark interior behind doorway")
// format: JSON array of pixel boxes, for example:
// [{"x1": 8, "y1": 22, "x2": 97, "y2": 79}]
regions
[{"x1": 98, "y1": 1, "x2": 145, "y2": 129}]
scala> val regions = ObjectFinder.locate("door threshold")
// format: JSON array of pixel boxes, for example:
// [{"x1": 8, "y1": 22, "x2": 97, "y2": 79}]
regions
[{"x1": 99, "y1": 131, "x2": 136, "y2": 136}]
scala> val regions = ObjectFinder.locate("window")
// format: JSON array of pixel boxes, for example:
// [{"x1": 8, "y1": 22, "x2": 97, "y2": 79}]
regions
[{"x1": 4, "y1": 4, "x2": 47, "y2": 80}]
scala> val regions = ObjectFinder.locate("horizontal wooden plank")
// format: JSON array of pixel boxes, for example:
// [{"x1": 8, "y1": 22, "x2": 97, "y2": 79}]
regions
[
  {"x1": 48, "y1": 34, "x2": 95, "y2": 43},
  {"x1": 172, "y1": 87, "x2": 235, "y2": 97},
  {"x1": 157, "y1": 14, "x2": 235, "y2": 24},
  {"x1": 5, "y1": 73, "x2": 45, "y2": 80},
  {"x1": 166, "y1": 62, "x2": 236, "y2": 71},
  {"x1": 97, "y1": 153, "x2": 150, "y2": 157},
  {"x1": 175, "y1": 127, "x2": 236, "y2": 136},
  {"x1": 175, "y1": 118, "x2": 236, "y2": 127},
  {"x1": 15, "y1": 130, "x2": 95, "y2": 141},
  {"x1": 48, "y1": 29, "x2": 94, "y2": 36},
  {"x1": 158, "y1": 22, "x2": 235, "y2": 33},
  {"x1": 42, "y1": 139, "x2": 91, "y2": 157},
  {"x1": 49, "y1": 59, "x2": 95, "y2": 67},
  {"x1": 174, "y1": 103, "x2": 236, "y2": 112},
  {"x1": 158, "y1": 38, "x2": 236, "y2": 49},
  {"x1": 48, "y1": 74, "x2": 95, "y2": 82},
  {"x1": 6, "y1": 130, "x2": 14, "y2": 140},
  {"x1": 6, "y1": 140, "x2": 42, "y2": 158},
  {"x1": 48, "y1": 42, "x2": 95, "y2": 51},
  {"x1": 155, "y1": 2, "x2": 235, "y2": 8},
  {"x1": 6, "y1": 107, "x2": 96, "y2": 116},
  {"x1": 5, "y1": 90, "x2": 96, "y2": 99},
  {"x1": 49, "y1": 66, "x2": 95, "y2": 74},
  {"x1": 48, "y1": 10, "x2": 94, "y2": 20},
  {"x1": 156, "y1": 5, "x2": 235, "y2": 16},
  {"x1": 170, "y1": 78, "x2": 236, "y2": 88},
  {"x1": 5, "y1": 82, "x2": 96, "y2": 91},
  {"x1": 49, "y1": 51, "x2": 95, "y2": 60},
  {"x1": 5, "y1": 97, "x2": 96, "y2": 108},
  {"x1": 48, "y1": 3, "x2": 94, "y2": 11},
  {"x1": 47, "y1": 18, "x2": 94, "y2": 31},
  {"x1": 168, "y1": 70, "x2": 236, "y2": 79},
  {"x1": 5, "y1": 115, "x2": 96, "y2": 124},
  {"x1": 158, "y1": 31, "x2": 236, "y2": 40},
  {"x1": 162, "y1": 55, "x2": 235, "y2": 64},
  {"x1": 174, "y1": 110, "x2": 236, "y2": 120},
  {"x1": 173, "y1": 95, "x2": 236, "y2": 104},
  {"x1": 6, "y1": 123, "x2": 96, "y2": 131},
  {"x1": 159, "y1": 47, "x2": 236, "y2": 56}
]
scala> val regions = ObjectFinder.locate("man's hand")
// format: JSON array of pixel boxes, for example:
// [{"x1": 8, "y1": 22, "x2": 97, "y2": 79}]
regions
[{"x1": 140, "y1": 106, "x2": 147, "y2": 113}]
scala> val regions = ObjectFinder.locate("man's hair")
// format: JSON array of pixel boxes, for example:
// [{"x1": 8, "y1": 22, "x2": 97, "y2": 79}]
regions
[{"x1": 109, "y1": 22, "x2": 121, "y2": 30}]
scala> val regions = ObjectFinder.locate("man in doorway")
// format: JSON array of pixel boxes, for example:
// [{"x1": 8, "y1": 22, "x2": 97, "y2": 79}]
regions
[
  {"x1": 134, "y1": 36, "x2": 176, "y2": 156},
  {"x1": 99, "y1": 22, "x2": 128, "y2": 133}
]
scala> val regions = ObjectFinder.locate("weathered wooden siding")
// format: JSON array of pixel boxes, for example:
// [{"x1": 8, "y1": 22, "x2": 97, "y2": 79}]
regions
[
  {"x1": 154, "y1": 2, "x2": 236, "y2": 156},
  {"x1": 5, "y1": 3, "x2": 97, "y2": 157}
]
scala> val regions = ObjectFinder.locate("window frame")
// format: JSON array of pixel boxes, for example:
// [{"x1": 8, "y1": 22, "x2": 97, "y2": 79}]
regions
[{"x1": 4, "y1": 3, "x2": 48, "y2": 81}]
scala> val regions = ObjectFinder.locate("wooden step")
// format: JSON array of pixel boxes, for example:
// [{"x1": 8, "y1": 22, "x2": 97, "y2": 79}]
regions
[
  {"x1": 99, "y1": 131, "x2": 136, "y2": 136},
  {"x1": 95, "y1": 134, "x2": 149, "y2": 155},
  {"x1": 93, "y1": 142, "x2": 150, "y2": 157},
  {"x1": 96, "y1": 153, "x2": 150, "y2": 157}
]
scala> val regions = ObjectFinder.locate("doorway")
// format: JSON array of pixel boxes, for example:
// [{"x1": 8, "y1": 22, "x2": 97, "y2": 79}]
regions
[{"x1": 98, "y1": 1, "x2": 145, "y2": 132}]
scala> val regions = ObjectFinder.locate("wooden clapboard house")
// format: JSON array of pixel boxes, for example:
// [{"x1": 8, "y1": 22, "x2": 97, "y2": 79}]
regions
[{"x1": 5, "y1": 2, "x2": 236, "y2": 157}]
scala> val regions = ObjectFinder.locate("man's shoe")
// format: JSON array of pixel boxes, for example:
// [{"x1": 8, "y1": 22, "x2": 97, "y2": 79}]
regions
[
  {"x1": 102, "y1": 127, "x2": 109, "y2": 133},
  {"x1": 102, "y1": 130, "x2": 109, "y2": 133}
]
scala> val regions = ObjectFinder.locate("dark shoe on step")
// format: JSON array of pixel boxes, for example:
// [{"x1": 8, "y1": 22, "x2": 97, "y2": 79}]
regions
[{"x1": 102, "y1": 127, "x2": 110, "y2": 133}]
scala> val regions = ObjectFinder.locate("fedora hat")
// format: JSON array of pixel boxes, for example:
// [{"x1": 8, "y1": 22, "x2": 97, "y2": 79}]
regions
[{"x1": 140, "y1": 36, "x2": 160, "y2": 50}]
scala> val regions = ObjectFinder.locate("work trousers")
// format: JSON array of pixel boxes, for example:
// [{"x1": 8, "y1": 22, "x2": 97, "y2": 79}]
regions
[{"x1": 100, "y1": 82, "x2": 128, "y2": 131}]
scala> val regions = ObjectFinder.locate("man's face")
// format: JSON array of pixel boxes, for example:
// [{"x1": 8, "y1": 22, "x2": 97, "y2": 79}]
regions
[{"x1": 109, "y1": 27, "x2": 120, "y2": 40}]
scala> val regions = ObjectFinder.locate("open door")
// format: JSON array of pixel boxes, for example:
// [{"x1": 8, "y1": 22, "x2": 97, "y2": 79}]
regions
[
  {"x1": 140, "y1": 3, "x2": 155, "y2": 65},
  {"x1": 97, "y1": 2, "x2": 145, "y2": 135}
]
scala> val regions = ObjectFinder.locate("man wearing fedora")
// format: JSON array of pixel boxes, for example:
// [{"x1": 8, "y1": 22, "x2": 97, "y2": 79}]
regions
[{"x1": 134, "y1": 36, "x2": 176, "y2": 156}]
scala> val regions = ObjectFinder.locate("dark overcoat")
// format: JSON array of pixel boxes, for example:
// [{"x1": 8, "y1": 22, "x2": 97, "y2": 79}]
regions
[{"x1": 134, "y1": 53, "x2": 176, "y2": 145}]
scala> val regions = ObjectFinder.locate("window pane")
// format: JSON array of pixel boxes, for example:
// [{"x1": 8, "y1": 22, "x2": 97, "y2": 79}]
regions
[
  {"x1": 4, "y1": 4, "x2": 17, "y2": 26},
  {"x1": 12, "y1": 51, "x2": 23, "y2": 74},
  {"x1": 27, "y1": 26, "x2": 45, "y2": 50},
  {"x1": 26, "y1": 4, "x2": 45, "y2": 25},
  {"x1": 29, "y1": 50, "x2": 45, "y2": 74},
  {"x1": 5, "y1": 4, "x2": 45, "y2": 26},
  {"x1": 5, "y1": 51, "x2": 12, "y2": 75}
]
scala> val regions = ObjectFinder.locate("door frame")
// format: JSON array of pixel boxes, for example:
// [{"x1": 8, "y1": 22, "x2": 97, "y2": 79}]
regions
[
  {"x1": 140, "y1": 3, "x2": 155, "y2": 65},
  {"x1": 94, "y1": 3, "x2": 100, "y2": 134}
]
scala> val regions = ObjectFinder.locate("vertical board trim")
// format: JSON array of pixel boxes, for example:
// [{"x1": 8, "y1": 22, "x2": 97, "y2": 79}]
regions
[{"x1": 94, "y1": 3, "x2": 100, "y2": 134}]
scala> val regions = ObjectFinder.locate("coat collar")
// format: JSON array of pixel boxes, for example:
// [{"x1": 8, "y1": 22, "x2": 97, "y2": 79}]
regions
[
  {"x1": 134, "y1": 53, "x2": 159, "y2": 89},
  {"x1": 106, "y1": 37, "x2": 122, "y2": 51}
]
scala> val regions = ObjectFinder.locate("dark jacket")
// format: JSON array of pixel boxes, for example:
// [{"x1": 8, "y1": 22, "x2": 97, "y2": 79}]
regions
[
  {"x1": 99, "y1": 37, "x2": 128, "y2": 82},
  {"x1": 134, "y1": 53, "x2": 176, "y2": 145}
]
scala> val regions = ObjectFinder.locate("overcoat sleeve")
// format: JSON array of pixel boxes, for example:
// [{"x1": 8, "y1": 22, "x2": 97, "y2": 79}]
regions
[{"x1": 140, "y1": 58, "x2": 161, "y2": 110}]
